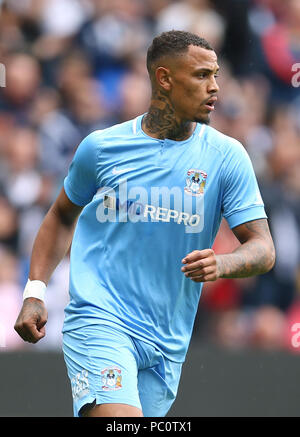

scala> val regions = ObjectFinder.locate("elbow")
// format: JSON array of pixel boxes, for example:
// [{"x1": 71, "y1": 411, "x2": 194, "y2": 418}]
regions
[{"x1": 265, "y1": 242, "x2": 276, "y2": 273}]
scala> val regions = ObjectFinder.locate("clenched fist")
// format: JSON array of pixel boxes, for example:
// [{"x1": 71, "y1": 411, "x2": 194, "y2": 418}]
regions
[
  {"x1": 181, "y1": 249, "x2": 220, "y2": 282},
  {"x1": 14, "y1": 298, "x2": 48, "y2": 343}
]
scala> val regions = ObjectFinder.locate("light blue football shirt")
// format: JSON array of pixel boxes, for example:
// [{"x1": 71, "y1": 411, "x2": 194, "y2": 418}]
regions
[{"x1": 62, "y1": 114, "x2": 267, "y2": 362}]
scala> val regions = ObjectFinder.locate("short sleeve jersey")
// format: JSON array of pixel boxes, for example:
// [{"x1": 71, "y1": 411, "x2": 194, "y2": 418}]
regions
[{"x1": 63, "y1": 114, "x2": 267, "y2": 362}]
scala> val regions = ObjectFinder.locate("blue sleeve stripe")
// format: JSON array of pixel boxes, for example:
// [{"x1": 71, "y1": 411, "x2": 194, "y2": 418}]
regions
[
  {"x1": 64, "y1": 178, "x2": 89, "y2": 207},
  {"x1": 225, "y1": 205, "x2": 267, "y2": 229}
]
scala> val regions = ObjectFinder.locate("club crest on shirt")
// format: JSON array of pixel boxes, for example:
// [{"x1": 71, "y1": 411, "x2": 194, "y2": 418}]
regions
[
  {"x1": 184, "y1": 169, "x2": 207, "y2": 196},
  {"x1": 101, "y1": 367, "x2": 122, "y2": 391}
]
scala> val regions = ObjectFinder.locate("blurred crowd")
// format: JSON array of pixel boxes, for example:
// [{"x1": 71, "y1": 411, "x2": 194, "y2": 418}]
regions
[{"x1": 0, "y1": 0, "x2": 299, "y2": 352}]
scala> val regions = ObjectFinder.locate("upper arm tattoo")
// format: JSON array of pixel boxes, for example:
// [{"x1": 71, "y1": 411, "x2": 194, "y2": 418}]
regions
[{"x1": 232, "y1": 219, "x2": 272, "y2": 244}]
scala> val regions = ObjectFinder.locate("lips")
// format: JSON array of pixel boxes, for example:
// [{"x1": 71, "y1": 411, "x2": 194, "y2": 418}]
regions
[{"x1": 203, "y1": 96, "x2": 218, "y2": 111}]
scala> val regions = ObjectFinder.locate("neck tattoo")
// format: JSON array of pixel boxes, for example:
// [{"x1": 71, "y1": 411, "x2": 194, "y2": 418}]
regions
[{"x1": 142, "y1": 89, "x2": 195, "y2": 141}]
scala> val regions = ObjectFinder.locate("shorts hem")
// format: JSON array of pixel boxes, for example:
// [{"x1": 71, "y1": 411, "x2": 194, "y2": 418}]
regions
[
  {"x1": 75, "y1": 394, "x2": 142, "y2": 417},
  {"x1": 75, "y1": 393, "x2": 97, "y2": 417}
]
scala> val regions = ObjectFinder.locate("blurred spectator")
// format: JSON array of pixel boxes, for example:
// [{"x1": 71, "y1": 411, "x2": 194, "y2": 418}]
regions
[
  {"x1": 30, "y1": 0, "x2": 90, "y2": 84},
  {"x1": 0, "y1": 52, "x2": 41, "y2": 124},
  {"x1": 38, "y1": 0, "x2": 89, "y2": 40},
  {"x1": 209, "y1": 305, "x2": 287, "y2": 350},
  {"x1": 28, "y1": 86, "x2": 61, "y2": 127},
  {"x1": 0, "y1": 249, "x2": 24, "y2": 350},
  {"x1": 0, "y1": 2, "x2": 26, "y2": 56},
  {"x1": 4, "y1": 0, "x2": 90, "y2": 84},
  {"x1": 249, "y1": 0, "x2": 300, "y2": 102},
  {"x1": 38, "y1": 76, "x2": 115, "y2": 180},
  {"x1": 0, "y1": 126, "x2": 54, "y2": 261},
  {"x1": 1, "y1": 126, "x2": 42, "y2": 209},
  {"x1": 0, "y1": 196, "x2": 18, "y2": 253},
  {"x1": 156, "y1": 0, "x2": 211, "y2": 33},
  {"x1": 212, "y1": 309, "x2": 253, "y2": 349},
  {"x1": 156, "y1": 0, "x2": 226, "y2": 52},
  {"x1": 250, "y1": 305, "x2": 287, "y2": 349},
  {"x1": 118, "y1": 71, "x2": 151, "y2": 122},
  {"x1": 241, "y1": 105, "x2": 300, "y2": 312},
  {"x1": 76, "y1": 0, "x2": 152, "y2": 108}
]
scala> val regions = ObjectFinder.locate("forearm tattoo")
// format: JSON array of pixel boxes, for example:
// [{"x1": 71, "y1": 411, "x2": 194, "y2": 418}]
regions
[{"x1": 217, "y1": 220, "x2": 276, "y2": 278}]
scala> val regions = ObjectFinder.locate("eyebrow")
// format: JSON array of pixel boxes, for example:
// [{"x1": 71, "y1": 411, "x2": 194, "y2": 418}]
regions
[{"x1": 193, "y1": 67, "x2": 220, "y2": 74}]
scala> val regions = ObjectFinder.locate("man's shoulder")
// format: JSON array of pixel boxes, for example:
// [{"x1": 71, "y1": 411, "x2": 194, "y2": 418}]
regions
[{"x1": 203, "y1": 124, "x2": 245, "y2": 156}]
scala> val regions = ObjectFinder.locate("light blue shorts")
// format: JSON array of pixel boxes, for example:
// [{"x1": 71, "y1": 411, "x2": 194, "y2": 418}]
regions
[{"x1": 62, "y1": 324, "x2": 182, "y2": 417}]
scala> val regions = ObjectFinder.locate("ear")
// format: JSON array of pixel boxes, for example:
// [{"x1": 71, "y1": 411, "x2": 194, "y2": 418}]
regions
[{"x1": 155, "y1": 66, "x2": 172, "y2": 91}]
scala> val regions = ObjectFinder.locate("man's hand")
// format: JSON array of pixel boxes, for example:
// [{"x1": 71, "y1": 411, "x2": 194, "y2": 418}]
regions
[
  {"x1": 181, "y1": 220, "x2": 276, "y2": 282},
  {"x1": 181, "y1": 249, "x2": 220, "y2": 282},
  {"x1": 14, "y1": 298, "x2": 48, "y2": 343}
]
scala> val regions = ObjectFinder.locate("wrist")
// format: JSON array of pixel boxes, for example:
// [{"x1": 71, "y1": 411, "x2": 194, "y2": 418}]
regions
[
  {"x1": 23, "y1": 279, "x2": 47, "y2": 302},
  {"x1": 215, "y1": 254, "x2": 226, "y2": 279}
]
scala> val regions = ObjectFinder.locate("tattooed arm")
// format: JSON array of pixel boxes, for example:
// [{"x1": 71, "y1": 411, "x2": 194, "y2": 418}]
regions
[
  {"x1": 216, "y1": 219, "x2": 275, "y2": 278},
  {"x1": 181, "y1": 219, "x2": 275, "y2": 282},
  {"x1": 14, "y1": 188, "x2": 83, "y2": 343}
]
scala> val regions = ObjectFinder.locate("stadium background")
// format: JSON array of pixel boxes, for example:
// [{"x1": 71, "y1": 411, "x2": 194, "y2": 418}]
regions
[{"x1": 0, "y1": 0, "x2": 300, "y2": 416}]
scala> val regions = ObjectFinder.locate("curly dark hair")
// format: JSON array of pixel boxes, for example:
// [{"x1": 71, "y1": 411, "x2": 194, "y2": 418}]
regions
[{"x1": 146, "y1": 30, "x2": 214, "y2": 76}]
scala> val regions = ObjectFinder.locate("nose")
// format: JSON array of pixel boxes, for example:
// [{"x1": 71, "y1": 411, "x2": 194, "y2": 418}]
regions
[{"x1": 208, "y1": 75, "x2": 219, "y2": 94}]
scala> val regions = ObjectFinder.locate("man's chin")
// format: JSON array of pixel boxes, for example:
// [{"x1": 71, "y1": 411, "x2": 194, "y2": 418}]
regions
[{"x1": 194, "y1": 114, "x2": 211, "y2": 125}]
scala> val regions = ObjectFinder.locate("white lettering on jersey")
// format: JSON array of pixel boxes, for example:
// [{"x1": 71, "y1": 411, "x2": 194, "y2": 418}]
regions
[
  {"x1": 144, "y1": 204, "x2": 201, "y2": 227},
  {"x1": 95, "y1": 181, "x2": 204, "y2": 233}
]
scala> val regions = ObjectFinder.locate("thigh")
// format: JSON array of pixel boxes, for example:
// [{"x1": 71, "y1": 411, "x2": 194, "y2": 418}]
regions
[
  {"x1": 82, "y1": 402, "x2": 143, "y2": 417},
  {"x1": 63, "y1": 324, "x2": 142, "y2": 417},
  {"x1": 138, "y1": 354, "x2": 183, "y2": 417}
]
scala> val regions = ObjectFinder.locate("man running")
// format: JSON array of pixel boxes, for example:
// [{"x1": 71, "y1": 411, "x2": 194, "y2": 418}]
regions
[{"x1": 15, "y1": 30, "x2": 275, "y2": 417}]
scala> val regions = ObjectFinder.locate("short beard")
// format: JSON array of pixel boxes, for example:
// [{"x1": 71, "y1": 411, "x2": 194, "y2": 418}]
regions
[{"x1": 194, "y1": 114, "x2": 211, "y2": 125}]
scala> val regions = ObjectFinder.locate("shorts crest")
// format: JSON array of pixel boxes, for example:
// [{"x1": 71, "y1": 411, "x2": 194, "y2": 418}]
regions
[{"x1": 101, "y1": 366, "x2": 122, "y2": 391}]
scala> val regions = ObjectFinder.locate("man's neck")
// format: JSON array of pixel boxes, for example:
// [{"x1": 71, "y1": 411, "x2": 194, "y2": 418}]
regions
[{"x1": 142, "y1": 89, "x2": 195, "y2": 141}]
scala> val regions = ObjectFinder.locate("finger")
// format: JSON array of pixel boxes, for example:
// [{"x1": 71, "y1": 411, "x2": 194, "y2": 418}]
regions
[
  {"x1": 15, "y1": 327, "x2": 37, "y2": 343},
  {"x1": 184, "y1": 266, "x2": 216, "y2": 278},
  {"x1": 38, "y1": 325, "x2": 46, "y2": 337},
  {"x1": 28, "y1": 322, "x2": 46, "y2": 342},
  {"x1": 190, "y1": 273, "x2": 217, "y2": 283},
  {"x1": 181, "y1": 257, "x2": 212, "y2": 272},
  {"x1": 182, "y1": 249, "x2": 214, "y2": 264},
  {"x1": 36, "y1": 317, "x2": 47, "y2": 331},
  {"x1": 20, "y1": 322, "x2": 45, "y2": 343}
]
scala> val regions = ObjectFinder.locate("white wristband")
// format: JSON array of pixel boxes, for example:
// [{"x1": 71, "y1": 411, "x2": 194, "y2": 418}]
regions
[{"x1": 23, "y1": 279, "x2": 47, "y2": 301}]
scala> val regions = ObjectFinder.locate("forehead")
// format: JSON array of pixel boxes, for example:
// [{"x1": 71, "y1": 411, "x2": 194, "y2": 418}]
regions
[{"x1": 174, "y1": 45, "x2": 218, "y2": 72}]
